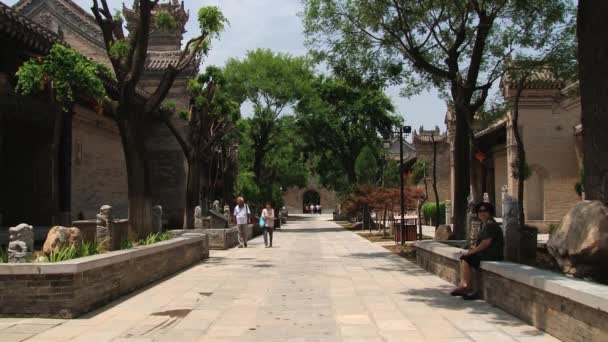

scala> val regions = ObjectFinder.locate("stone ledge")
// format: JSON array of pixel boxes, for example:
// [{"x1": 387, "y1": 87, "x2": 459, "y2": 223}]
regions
[
  {"x1": 414, "y1": 239, "x2": 608, "y2": 342},
  {"x1": 414, "y1": 240, "x2": 608, "y2": 314},
  {"x1": 481, "y1": 261, "x2": 608, "y2": 313},
  {"x1": 413, "y1": 240, "x2": 462, "y2": 260},
  {"x1": 0, "y1": 236, "x2": 206, "y2": 275}
]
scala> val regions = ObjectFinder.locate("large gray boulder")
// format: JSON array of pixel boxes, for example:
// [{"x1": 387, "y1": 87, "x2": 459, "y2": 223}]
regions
[
  {"x1": 435, "y1": 225, "x2": 452, "y2": 241},
  {"x1": 547, "y1": 201, "x2": 608, "y2": 280}
]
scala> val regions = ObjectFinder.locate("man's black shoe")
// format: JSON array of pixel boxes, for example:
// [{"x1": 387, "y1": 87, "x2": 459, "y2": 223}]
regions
[{"x1": 462, "y1": 292, "x2": 480, "y2": 300}]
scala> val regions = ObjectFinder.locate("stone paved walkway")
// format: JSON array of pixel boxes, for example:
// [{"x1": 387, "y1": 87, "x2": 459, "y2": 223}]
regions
[{"x1": 0, "y1": 215, "x2": 558, "y2": 341}]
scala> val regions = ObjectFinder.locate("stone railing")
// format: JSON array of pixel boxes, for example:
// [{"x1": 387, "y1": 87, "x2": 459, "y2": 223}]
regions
[{"x1": 414, "y1": 240, "x2": 608, "y2": 342}]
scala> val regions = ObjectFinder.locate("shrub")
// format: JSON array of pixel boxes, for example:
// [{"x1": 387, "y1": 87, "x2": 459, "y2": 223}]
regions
[
  {"x1": 422, "y1": 202, "x2": 446, "y2": 225},
  {"x1": 139, "y1": 232, "x2": 172, "y2": 246},
  {"x1": 0, "y1": 246, "x2": 7, "y2": 263},
  {"x1": 48, "y1": 245, "x2": 79, "y2": 263}
]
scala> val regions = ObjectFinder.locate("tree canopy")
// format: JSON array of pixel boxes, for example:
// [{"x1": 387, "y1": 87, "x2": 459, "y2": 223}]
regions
[
  {"x1": 296, "y1": 75, "x2": 399, "y2": 191},
  {"x1": 302, "y1": 0, "x2": 573, "y2": 237},
  {"x1": 15, "y1": 44, "x2": 109, "y2": 110},
  {"x1": 225, "y1": 48, "x2": 314, "y2": 200}
]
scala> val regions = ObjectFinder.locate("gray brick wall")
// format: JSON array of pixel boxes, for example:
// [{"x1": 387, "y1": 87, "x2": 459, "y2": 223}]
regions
[{"x1": 0, "y1": 237, "x2": 208, "y2": 318}]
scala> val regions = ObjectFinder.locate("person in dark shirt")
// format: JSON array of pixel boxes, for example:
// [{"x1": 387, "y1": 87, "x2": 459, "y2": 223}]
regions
[{"x1": 450, "y1": 202, "x2": 504, "y2": 300}]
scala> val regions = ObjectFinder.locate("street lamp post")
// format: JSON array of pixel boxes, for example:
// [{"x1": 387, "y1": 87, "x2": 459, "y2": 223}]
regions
[
  {"x1": 399, "y1": 126, "x2": 412, "y2": 245},
  {"x1": 384, "y1": 125, "x2": 412, "y2": 245}
]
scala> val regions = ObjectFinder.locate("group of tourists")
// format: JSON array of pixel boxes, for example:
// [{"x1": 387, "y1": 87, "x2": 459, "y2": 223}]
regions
[
  {"x1": 233, "y1": 195, "x2": 503, "y2": 302},
  {"x1": 305, "y1": 203, "x2": 322, "y2": 214},
  {"x1": 232, "y1": 196, "x2": 276, "y2": 248}
]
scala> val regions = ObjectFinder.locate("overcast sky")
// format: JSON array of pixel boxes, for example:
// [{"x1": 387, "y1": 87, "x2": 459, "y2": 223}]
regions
[{"x1": 8, "y1": 0, "x2": 447, "y2": 130}]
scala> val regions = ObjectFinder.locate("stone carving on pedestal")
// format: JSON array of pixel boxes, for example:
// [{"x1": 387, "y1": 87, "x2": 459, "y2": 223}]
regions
[
  {"x1": 212, "y1": 200, "x2": 221, "y2": 213},
  {"x1": 223, "y1": 205, "x2": 230, "y2": 219},
  {"x1": 8, "y1": 224, "x2": 34, "y2": 263},
  {"x1": 96, "y1": 205, "x2": 113, "y2": 250},
  {"x1": 152, "y1": 205, "x2": 163, "y2": 233},
  {"x1": 194, "y1": 206, "x2": 203, "y2": 229},
  {"x1": 467, "y1": 187, "x2": 480, "y2": 246},
  {"x1": 502, "y1": 186, "x2": 520, "y2": 262},
  {"x1": 444, "y1": 200, "x2": 452, "y2": 225}
]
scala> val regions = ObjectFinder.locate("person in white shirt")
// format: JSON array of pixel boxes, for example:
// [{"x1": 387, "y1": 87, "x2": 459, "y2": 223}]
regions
[
  {"x1": 233, "y1": 196, "x2": 250, "y2": 248},
  {"x1": 262, "y1": 202, "x2": 275, "y2": 247},
  {"x1": 315, "y1": 204, "x2": 321, "y2": 214}
]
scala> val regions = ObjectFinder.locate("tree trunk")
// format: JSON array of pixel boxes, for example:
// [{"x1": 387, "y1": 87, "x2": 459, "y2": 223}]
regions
[
  {"x1": 452, "y1": 105, "x2": 471, "y2": 239},
  {"x1": 513, "y1": 78, "x2": 527, "y2": 228},
  {"x1": 431, "y1": 136, "x2": 440, "y2": 229},
  {"x1": 183, "y1": 154, "x2": 199, "y2": 229},
  {"x1": 118, "y1": 118, "x2": 153, "y2": 239},
  {"x1": 382, "y1": 203, "x2": 388, "y2": 237},
  {"x1": 578, "y1": 0, "x2": 608, "y2": 203}
]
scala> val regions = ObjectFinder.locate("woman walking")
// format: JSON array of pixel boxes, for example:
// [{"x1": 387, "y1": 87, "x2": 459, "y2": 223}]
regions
[{"x1": 262, "y1": 202, "x2": 275, "y2": 248}]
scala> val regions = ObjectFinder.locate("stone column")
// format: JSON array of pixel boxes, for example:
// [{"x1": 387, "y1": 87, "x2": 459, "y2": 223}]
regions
[
  {"x1": 444, "y1": 200, "x2": 452, "y2": 225},
  {"x1": 8, "y1": 224, "x2": 34, "y2": 263}
]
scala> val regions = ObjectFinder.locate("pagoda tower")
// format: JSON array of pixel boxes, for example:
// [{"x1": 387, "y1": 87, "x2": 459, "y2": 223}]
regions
[{"x1": 123, "y1": 0, "x2": 197, "y2": 109}]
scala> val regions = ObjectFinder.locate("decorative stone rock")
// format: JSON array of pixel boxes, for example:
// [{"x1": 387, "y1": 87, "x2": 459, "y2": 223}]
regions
[
  {"x1": 435, "y1": 225, "x2": 452, "y2": 241},
  {"x1": 152, "y1": 205, "x2": 163, "y2": 233},
  {"x1": 8, "y1": 223, "x2": 34, "y2": 263},
  {"x1": 547, "y1": 201, "x2": 608, "y2": 280},
  {"x1": 194, "y1": 206, "x2": 203, "y2": 229},
  {"x1": 96, "y1": 205, "x2": 113, "y2": 250},
  {"x1": 43, "y1": 226, "x2": 83, "y2": 256}
]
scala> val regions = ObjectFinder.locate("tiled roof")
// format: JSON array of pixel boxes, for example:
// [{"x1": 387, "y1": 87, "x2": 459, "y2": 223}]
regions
[
  {"x1": 145, "y1": 51, "x2": 198, "y2": 74},
  {"x1": 501, "y1": 67, "x2": 565, "y2": 90},
  {"x1": 0, "y1": 1, "x2": 63, "y2": 54},
  {"x1": 13, "y1": 0, "x2": 102, "y2": 42},
  {"x1": 413, "y1": 128, "x2": 448, "y2": 144},
  {"x1": 475, "y1": 118, "x2": 507, "y2": 139}
]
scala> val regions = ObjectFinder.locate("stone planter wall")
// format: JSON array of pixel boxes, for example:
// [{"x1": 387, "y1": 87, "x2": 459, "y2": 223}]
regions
[
  {"x1": 414, "y1": 241, "x2": 608, "y2": 342},
  {"x1": 170, "y1": 225, "x2": 254, "y2": 250},
  {"x1": 0, "y1": 234, "x2": 209, "y2": 318}
]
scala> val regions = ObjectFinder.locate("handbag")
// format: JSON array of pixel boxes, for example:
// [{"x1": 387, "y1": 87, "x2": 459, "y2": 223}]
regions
[{"x1": 259, "y1": 216, "x2": 266, "y2": 228}]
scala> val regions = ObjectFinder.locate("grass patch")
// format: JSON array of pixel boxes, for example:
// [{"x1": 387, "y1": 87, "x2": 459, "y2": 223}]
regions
[
  {"x1": 383, "y1": 244, "x2": 417, "y2": 263},
  {"x1": 357, "y1": 232, "x2": 395, "y2": 242},
  {"x1": 335, "y1": 221, "x2": 357, "y2": 230}
]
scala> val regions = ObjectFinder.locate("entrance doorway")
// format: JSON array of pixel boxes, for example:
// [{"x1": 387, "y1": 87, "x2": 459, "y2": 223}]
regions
[{"x1": 303, "y1": 190, "x2": 320, "y2": 214}]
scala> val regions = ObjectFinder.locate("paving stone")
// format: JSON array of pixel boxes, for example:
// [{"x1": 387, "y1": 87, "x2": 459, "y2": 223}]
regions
[{"x1": 0, "y1": 215, "x2": 560, "y2": 342}]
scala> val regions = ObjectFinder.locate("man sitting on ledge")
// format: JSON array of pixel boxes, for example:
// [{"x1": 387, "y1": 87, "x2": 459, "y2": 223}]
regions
[{"x1": 451, "y1": 202, "x2": 504, "y2": 300}]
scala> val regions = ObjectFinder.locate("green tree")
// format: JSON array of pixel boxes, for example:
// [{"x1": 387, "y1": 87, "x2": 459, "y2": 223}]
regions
[
  {"x1": 163, "y1": 66, "x2": 240, "y2": 228},
  {"x1": 578, "y1": 1, "x2": 608, "y2": 204},
  {"x1": 224, "y1": 49, "x2": 313, "y2": 187},
  {"x1": 90, "y1": 1, "x2": 227, "y2": 238},
  {"x1": 355, "y1": 145, "x2": 378, "y2": 185},
  {"x1": 382, "y1": 159, "x2": 400, "y2": 188},
  {"x1": 296, "y1": 75, "x2": 398, "y2": 191},
  {"x1": 303, "y1": 0, "x2": 571, "y2": 238},
  {"x1": 236, "y1": 116, "x2": 308, "y2": 207}
]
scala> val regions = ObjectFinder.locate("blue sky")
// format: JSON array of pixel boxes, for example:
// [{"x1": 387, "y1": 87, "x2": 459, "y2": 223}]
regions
[{"x1": 8, "y1": 0, "x2": 448, "y2": 130}]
